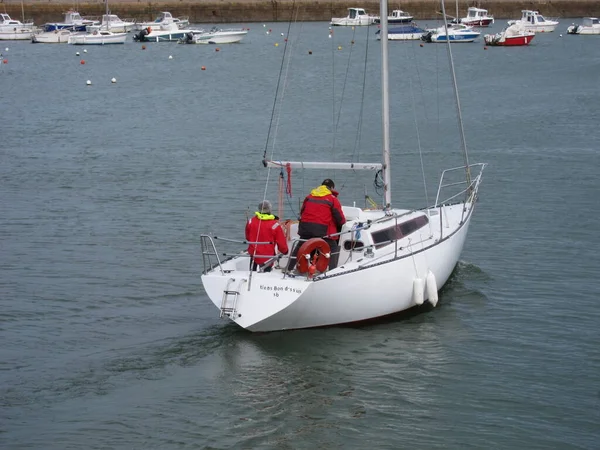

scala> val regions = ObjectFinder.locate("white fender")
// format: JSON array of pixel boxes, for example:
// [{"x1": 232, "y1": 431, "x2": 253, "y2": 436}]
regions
[
  {"x1": 426, "y1": 270, "x2": 439, "y2": 307},
  {"x1": 412, "y1": 277, "x2": 424, "y2": 305}
]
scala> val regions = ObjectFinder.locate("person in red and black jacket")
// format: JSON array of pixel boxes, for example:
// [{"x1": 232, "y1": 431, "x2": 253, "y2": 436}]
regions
[
  {"x1": 245, "y1": 200, "x2": 289, "y2": 272},
  {"x1": 290, "y1": 179, "x2": 346, "y2": 270}
]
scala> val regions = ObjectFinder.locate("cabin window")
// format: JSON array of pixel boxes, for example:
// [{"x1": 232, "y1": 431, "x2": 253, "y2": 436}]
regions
[
  {"x1": 343, "y1": 240, "x2": 365, "y2": 251},
  {"x1": 371, "y1": 215, "x2": 429, "y2": 249}
]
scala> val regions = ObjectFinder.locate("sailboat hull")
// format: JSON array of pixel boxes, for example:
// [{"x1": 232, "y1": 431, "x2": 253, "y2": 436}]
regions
[{"x1": 202, "y1": 201, "x2": 476, "y2": 332}]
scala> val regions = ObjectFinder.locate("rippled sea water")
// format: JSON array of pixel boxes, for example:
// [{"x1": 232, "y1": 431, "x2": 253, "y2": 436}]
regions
[{"x1": 2, "y1": 19, "x2": 600, "y2": 449}]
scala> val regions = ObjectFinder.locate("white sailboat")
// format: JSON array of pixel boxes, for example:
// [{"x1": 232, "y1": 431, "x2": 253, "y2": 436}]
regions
[
  {"x1": 200, "y1": 0, "x2": 486, "y2": 332},
  {"x1": 67, "y1": 0, "x2": 127, "y2": 45}
]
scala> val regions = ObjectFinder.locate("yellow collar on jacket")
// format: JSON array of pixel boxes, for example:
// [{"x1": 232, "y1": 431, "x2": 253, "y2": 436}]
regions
[{"x1": 255, "y1": 212, "x2": 275, "y2": 220}]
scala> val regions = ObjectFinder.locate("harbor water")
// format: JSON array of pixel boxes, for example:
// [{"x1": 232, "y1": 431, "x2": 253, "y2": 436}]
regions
[{"x1": 2, "y1": 21, "x2": 600, "y2": 449}]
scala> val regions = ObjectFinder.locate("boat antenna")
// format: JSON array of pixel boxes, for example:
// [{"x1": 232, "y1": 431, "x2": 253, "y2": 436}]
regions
[
  {"x1": 440, "y1": 0, "x2": 472, "y2": 184},
  {"x1": 380, "y1": 0, "x2": 391, "y2": 210}
]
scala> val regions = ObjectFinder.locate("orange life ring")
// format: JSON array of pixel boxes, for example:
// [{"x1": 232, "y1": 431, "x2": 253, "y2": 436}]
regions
[{"x1": 297, "y1": 238, "x2": 330, "y2": 275}]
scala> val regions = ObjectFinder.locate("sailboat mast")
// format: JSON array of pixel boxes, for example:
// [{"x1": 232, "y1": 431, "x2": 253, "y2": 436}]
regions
[
  {"x1": 440, "y1": 0, "x2": 472, "y2": 184},
  {"x1": 380, "y1": 0, "x2": 391, "y2": 209},
  {"x1": 104, "y1": 0, "x2": 109, "y2": 29}
]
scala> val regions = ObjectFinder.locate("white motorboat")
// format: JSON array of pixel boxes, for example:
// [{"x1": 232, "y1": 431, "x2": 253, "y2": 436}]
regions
[
  {"x1": 200, "y1": 0, "x2": 486, "y2": 332},
  {"x1": 87, "y1": 14, "x2": 136, "y2": 33},
  {"x1": 178, "y1": 27, "x2": 248, "y2": 44},
  {"x1": 330, "y1": 7, "x2": 377, "y2": 26},
  {"x1": 132, "y1": 12, "x2": 192, "y2": 42},
  {"x1": 68, "y1": 1, "x2": 128, "y2": 45},
  {"x1": 133, "y1": 12, "x2": 189, "y2": 31},
  {"x1": 0, "y1": 13, "x2": 35, "y2": 40},
  {"x1": 507, "y1": 10, "x2": 559, "y2": 33},
  {"x1": 376, "y1": 22, "x2": 425, "y2": 40},
  {"x1": 32, "y1": 29, "x2": 72, "y2": 43},
  {"x1": 459, "y1": 7, "x2": 494, "y2": 27},
  {"x1": 43, "y1": 11, "x2": 99, "y2": 32},
  {"x1": 374, "y1": 9, "x2": 413, "y2": 24},
  {"x1": 567, "y1": 17, "x2": 600, "y2": 35},
  {"x1": 133, "y1": 25, "x2": 188, "y2": 42},
  {"x1": 422, "y1": 23, "x2": 480, "y2": 43}
]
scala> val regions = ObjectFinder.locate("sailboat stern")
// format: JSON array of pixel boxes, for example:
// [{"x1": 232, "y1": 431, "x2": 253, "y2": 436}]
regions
[{"x1": 201, "y1": 265, "x2": 310, "y2": 330}]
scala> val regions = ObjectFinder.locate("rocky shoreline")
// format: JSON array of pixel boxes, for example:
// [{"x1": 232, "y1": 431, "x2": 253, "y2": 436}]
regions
[{"x1": 5, "y1": 1, "x2": 598, "y2": 26}]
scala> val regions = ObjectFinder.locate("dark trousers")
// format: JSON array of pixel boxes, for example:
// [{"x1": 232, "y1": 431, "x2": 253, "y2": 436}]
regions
[{"x1": 287, "y1": 237, "x2": 339, "y2": 271}]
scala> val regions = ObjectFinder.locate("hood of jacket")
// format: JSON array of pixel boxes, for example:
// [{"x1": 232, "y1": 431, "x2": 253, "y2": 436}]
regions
[{"x1": 310, "y1": 185, "x2": 339, "y2": 197}]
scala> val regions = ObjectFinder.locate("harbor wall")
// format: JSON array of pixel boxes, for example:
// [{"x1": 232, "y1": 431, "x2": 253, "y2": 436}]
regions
[{"x1": 2, "y1": 0, "x2": 597, "y2": 25}]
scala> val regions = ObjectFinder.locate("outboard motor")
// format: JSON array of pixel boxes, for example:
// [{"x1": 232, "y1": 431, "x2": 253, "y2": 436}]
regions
[
  {"x1": 134, "y1": 27, "x2": 150, "y2": 42},
  {"x1": 185, "y1": 32, "x2": 194, "y2": 44},
  {"x1": 421, "y1": 31, "x2": 433, "y2": 43}
]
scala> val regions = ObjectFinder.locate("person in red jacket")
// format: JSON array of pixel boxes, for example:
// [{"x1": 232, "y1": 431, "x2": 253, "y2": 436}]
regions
[
  {"x1": 289, "y1": 179, "x2": 346, "y2": 271},
  {"x1": 245, "y1": 200, "x2": 289, "y2": 272}
]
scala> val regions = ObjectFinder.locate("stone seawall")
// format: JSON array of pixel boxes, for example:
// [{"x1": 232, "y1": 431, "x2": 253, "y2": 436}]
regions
[{"x1": 4, "y1": 0, "x2": 597, "y2": 26}]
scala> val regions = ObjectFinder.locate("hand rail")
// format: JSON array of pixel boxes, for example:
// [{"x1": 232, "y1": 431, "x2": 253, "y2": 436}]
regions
[
  {"x1": 200, "y1": 234, "x2": 223, "y2": 275},
  {"x1": 435, "y1": 162, "x2": 486, "y2": 206}
]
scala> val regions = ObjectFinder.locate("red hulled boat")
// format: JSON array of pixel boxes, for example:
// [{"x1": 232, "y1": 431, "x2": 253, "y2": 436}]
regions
[{"x1": 484, "y1": 23, "x2": 535, "y2": 46}]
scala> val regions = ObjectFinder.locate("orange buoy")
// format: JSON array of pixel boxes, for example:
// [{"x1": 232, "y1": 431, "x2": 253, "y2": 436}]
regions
[
  {"x1": 215, "y1": 47, "x2": 220, "y2": 52},
  {"x1": 296, "y1": 238, "x2": 330, "y2": 275},
  {"x1": 2, "y1": 59, "x2": 7, "y2": 64},
  {"x1": 484, "y1": 46, "x2": 488, "y2": 50},
  {"x1": 308, "y1": 50, "x2": 312, "y2": 55},
  {"x1": 141, "y1": 45, "x2": 146, "y2": 50},
  {"x1": 420, "y1": 43, "x2": 424, "y2": 47},
  {"x1": 201, "y1": 66, "x2": 206, "y2": 70},
  {"x1": 80, "y1": 60, "x2": 85, "y2": 65}
]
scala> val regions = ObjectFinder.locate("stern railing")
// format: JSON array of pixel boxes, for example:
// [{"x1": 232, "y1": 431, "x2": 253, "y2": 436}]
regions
[{"x1": 200, "y1": 234, "x2": 223, "y2": 275}]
